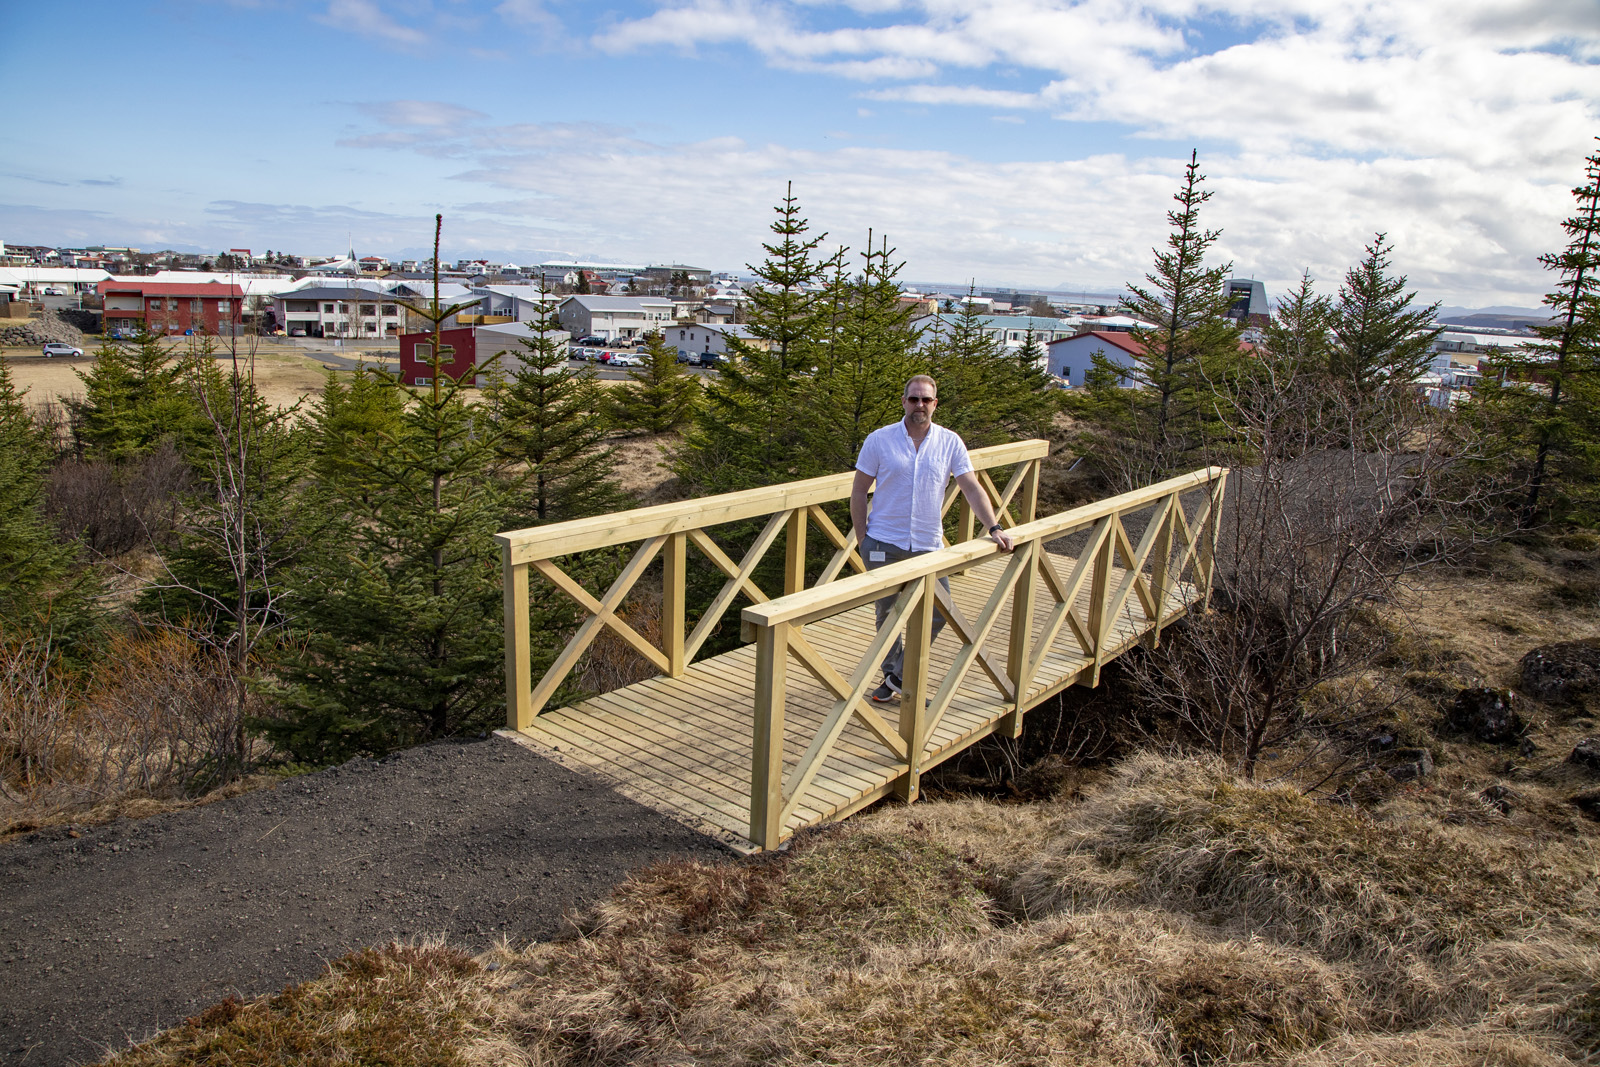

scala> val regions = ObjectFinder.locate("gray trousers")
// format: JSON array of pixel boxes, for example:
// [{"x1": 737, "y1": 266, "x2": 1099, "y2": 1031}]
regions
[{"x1": 860, "y1": 534, "x2": 949, "y2": 681}]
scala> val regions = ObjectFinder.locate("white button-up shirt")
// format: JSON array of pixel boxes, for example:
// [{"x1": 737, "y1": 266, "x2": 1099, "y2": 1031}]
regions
[{"x1": 855, "y1": 420, "x2": 974, "y2": 551}]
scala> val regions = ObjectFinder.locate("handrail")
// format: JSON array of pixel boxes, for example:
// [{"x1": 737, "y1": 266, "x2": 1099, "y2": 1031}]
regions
[
  {"x1": 496, "y1": 438, "x2": 1048, "y2": 563},
  {"x1": 739, "y1": 465, "x2": 1228, "y2": 848},
  {"x1": 743, "y1": 466, "x2": 1225, "y2": 629},
  {"x1": 499, "y1": 439, "x2": 1051, "y2": 731}
]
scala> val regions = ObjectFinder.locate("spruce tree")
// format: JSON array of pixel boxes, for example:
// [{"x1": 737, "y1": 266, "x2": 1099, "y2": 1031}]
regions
[
  {"x1": 137, "y1": 340, "x2": 313, "y2": 657},
  {"x1": 1116, "y1": 150, "x2": 1242, "y2": 480},
  {"x1": 1471, "y1": 144, "x2": 1600, "y2": 524},
  {"x1": 0, "y1": 355, "x2": 93, "y2": 640},
  {"x1": 484, "y1": 290, "x2": 629, "y2": 525},
  {"x1": 66, "y1": 330, "x2": 204, "y2": 461},
  {"x1": 800, "y1": 231, "x2": 921, "y2": 475},
  {"x1": 1327, "y1": 233, "x2": 1441, "y2": 394},
  {"x1": 268, "y1": 216, "x2": 516, "y2": 762},
  {"x1": 675, "y1": 183, "x2": 840, "y2": 492},
  {"x1": 608, "y1": 329, "x2": 701, "y2": 436},
  {"x1": 309, "y1": 364, "x2": 407, "y2": 507}
]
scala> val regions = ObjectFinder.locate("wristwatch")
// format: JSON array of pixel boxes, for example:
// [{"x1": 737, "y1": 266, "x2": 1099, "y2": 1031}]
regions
[{"x1": 989, "y1": 524, "x2": 1004, "y2": 534}]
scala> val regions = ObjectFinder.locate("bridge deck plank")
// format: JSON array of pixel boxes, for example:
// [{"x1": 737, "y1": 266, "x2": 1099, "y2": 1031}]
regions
[{"x1": 505, "y1": 549, "x2": 1194, "y2": 852}]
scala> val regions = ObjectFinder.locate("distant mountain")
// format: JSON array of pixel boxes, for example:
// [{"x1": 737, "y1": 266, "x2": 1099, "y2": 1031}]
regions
[{"x1": 1435, "y1": 305, "x2": 1552, "y2": 331}]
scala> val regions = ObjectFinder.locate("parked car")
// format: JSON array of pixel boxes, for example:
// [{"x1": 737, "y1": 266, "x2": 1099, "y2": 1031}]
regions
[
  {"x1": 697, "y1": 352, "x2": 726, "y2": 368},
  {"x1": 576, "y1": 335, "x2": 606, "y2": 347},
  {"x1": 41, "y1": 342, "x2": 84, "y2": 358},
  {"x1": 609, "y1": 353, "x2": 642, "y2": 367}
]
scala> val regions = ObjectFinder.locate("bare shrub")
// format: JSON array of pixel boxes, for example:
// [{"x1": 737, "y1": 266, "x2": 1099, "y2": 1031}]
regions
[
  {"x1": 0, "y1": 636, "x2": 74, "y2": 798},
  {"x1": 0, "y1": 628, "x2": 272, "y2": 834},
  {"x1": 1131, "y1": 367, "x2": 1488, "y2": 778},
  {"x1": 577, "y1": 592, "x2": 664, "y2": 695},
  {"x1": 46, "y1": 442, "x2": 189, "y2": 555}
]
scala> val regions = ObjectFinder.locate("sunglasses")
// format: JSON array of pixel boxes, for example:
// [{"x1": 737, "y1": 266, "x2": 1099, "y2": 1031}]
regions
[{"x1": 905, "y1": 395, "x2": 936, "y2": 404}]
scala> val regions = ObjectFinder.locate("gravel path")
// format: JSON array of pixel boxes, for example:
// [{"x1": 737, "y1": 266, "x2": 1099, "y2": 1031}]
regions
[{"x1": 0, "y1": 737, "x2": 728, "y2": 1066}]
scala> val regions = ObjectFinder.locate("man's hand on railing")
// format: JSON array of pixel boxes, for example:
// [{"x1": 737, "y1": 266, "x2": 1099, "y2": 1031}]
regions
[{"x1": 989, "y1": 525, "x2": 1015, "y2": 552}]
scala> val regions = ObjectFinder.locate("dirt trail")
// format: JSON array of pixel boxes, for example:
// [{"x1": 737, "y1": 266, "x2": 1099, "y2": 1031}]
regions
[{"x1": 0, "y1": 737, "x2": 728, "y2": 1066}]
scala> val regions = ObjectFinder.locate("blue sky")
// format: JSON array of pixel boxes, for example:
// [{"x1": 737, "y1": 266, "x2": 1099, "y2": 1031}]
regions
[{"x1": 2, "y1": 0, "x2": 1597, "y2": 306}]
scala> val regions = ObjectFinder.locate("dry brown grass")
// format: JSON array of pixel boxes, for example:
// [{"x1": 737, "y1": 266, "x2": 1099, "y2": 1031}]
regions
[
  {"x1": 101, "y1": 749, "x2": 1599, "y2": 1066},
  {"x1": 6, "y1": 347, "x2": 338, "y2": 411},
  {"x1": 89, "y1": 540, "x2": 1600, "y2": 1066},
  {"x1": 0, "y1": 629, "x2": 277, "y2": 838}
]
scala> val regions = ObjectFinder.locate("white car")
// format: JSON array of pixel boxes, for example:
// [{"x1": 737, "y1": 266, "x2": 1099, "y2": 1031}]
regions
[
  {"x1": 42, "y1": 342, "x2": 84, "y2": 358},
  {"x1": 608, "y1": 353, "x2": 642, "y2": 367}
]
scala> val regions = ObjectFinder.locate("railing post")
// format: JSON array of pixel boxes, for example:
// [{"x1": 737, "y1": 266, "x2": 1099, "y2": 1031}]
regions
[
  {"x1": 750, "y1": 621, "x2": 789, "y2": 849},
  {"x1": 957, "y1": 496, "x2": 975, "y2": 545},
  {"x1": 1196, "y1": 471, "x2": 1228, "y2": 613},
  {"x1": 1019, "y1": 458, "x2": 1040, "y2": 524},
  {"x1": 664, "y1": 531, "x2": 686, "y2": 676},
  {"x1": 1002, "y1": 538, "x2": 1038, "y2": 738},
  {"x1": 894, "y1": 574, "x2": 936, "y2": 803},
  {"x1": 503, "y1": 548, "x2": 532, "y2": 731},
  {"x1": 1146, "y1": 496, "x2": 1175, "y2": 648},
  {"x1": 1087, "y1": 519, "x2": 1114, "y2": 688},
  {"x1": 784, "y1": 508, "x2": 807, "y2": 597}
]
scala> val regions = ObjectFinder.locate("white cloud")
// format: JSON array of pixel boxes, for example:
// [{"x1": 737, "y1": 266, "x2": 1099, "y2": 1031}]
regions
[
  {"x1": 317, "y1": 0, "x2": 429, "y2": 47},
  {"x1": 326, "y1": 110, "x2": 1577, "y2": 305}
]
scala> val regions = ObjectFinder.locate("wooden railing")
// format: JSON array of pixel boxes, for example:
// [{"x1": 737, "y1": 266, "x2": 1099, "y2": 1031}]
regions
[
  {"x1": 496, "y1": 439, "x2": 1051, "y2": 731},
  {"x1": 737, "y1": 465, "x2": 1228, "y2": 848}
]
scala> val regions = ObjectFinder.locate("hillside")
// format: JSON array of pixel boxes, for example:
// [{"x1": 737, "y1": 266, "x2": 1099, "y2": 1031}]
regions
[{"x1": 86, "y1": 543, "x2": 1600, "y2": 1067}]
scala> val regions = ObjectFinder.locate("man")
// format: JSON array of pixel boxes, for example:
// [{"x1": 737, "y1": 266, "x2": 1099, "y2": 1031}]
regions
[{"x1": 850, "y1": 374, "x2": 1014, "y2": 704}]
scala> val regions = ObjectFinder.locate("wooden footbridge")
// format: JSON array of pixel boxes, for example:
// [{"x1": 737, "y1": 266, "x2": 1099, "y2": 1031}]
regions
[{"x1": 497, "y1": 440, "x2": 1226, "y2": 852}]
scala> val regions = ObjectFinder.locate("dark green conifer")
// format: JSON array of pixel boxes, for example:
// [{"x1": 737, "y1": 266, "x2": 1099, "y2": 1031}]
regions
[
  {"x1": 1114, "y1": 150, "x2": 1242, "y2": 481},
  {"x1": 484, "y1": 291, "x2": 629, "y2": 525},
  {"x1": 675, "y1": 183, "x2": 841, "y2": 492},
  {"x1": 1470, "y1": 144, "x2": 1600, "y2": 524},
  {"x1": 801, "y1": 232, "x2": 921, "y2": 475},
  {"x1": 0, "y1": 355, "x2": 93, "y2": 640},
  {"x1": 267, "y1": 216, "x2": 516, "y2": 762},
  {"x1": 1327, "y1": 234, "x2": 1441, "y2": 395},
  {"x1": 608, "y1": 330, "x2": 701, "y2": 437}
]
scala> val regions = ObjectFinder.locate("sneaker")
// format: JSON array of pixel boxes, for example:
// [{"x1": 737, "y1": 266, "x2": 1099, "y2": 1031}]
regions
[{"x1": 869, "y1": 674, "x2": 902, "y2": 703}]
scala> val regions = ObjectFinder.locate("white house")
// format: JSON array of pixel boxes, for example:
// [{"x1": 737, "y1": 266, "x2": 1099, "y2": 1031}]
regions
[
  {"x1": 558, "y1": 295, "x2": 675, "y2": 341},
  {"x1": 0, "y1": 266, "x2": 112, "y2": 295},
  {"x1": 275, "y1": 284, "x2": 418, "y2": 338},
  {"x1": 909, "y1": 313, "x2": 1079, "y2": 352},
  {"x1": 664, "y1": 322, "x2": 758, "y2": 359},
  {"x1": 472, "y1": 284, "x2": 559, "y2": 321},
  {"x1": 1044, "y1": 331, "x2": 1148, "y2": 388}
]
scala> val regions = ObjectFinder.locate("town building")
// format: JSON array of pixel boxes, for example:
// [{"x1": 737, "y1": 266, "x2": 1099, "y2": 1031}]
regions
[
  {"x1": 275, "y1": 284, "x2": 409, "y2": 337},
  {"x1": 664, "y1": 322, "x2": 762, "y2": 360},
  {"x1": 1044, "y1": 331, "x2": 1147, "y2": 387},
  {"x1": 557, "y1": 295, "x2": 675, "y2": 341},
  {"x1": 398, "y1": 321, "x2": 570, "y2": 386},
  {"x1": 470, "y1": 284, "x2": 559, "y2": 322},
  {"x1": 909, "y1": 313, "x2": 1079, "y2": 351},
  {"x1": 1223, "y1": 279, "x2": 1271, "y2": 329},
  {"x1": 98, "y1": 279, "x2": 245, "y2": 336}
]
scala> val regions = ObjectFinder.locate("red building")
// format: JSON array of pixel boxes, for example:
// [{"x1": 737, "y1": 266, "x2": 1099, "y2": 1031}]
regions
[
  {"x1": 98, "y1": 280, "x2": 244, "y2": 337},
  {"x1": 400, "y1": 327, "x2": 478, "y2": 385}
]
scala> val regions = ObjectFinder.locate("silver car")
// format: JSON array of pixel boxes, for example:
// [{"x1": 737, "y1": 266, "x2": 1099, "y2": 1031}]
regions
[{"x1": 42, "y1": 342, "x2": 84, "y2": 358}]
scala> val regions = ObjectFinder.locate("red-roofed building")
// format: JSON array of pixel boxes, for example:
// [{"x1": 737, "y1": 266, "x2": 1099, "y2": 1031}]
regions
[
  {"x1": 99, "y1": 279, "x2": 245, "y2": 337},
  {"x1": 1045, "y1": 330, "x2": 1149, "y2": 388}
]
